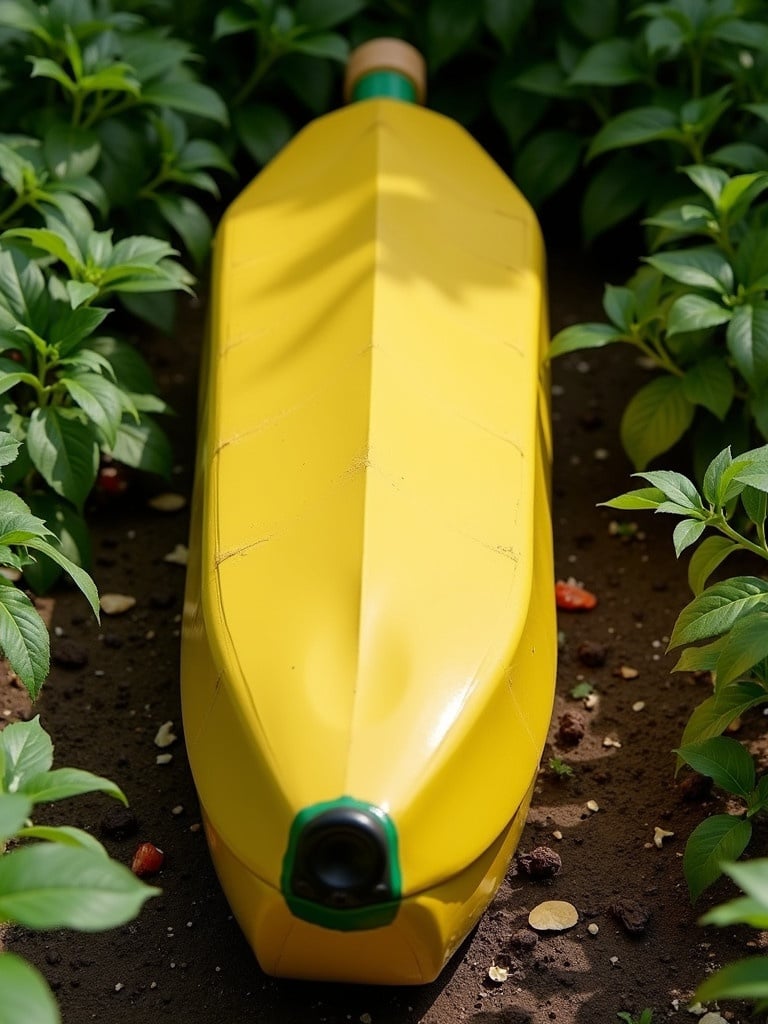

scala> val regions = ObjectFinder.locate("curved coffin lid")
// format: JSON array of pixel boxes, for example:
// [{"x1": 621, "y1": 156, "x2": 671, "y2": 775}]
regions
[{"x1": 197, "y1": 100, "x2": 550, "y2": 895}]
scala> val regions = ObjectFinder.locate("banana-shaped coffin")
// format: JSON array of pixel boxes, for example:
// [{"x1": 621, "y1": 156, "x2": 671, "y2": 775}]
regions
[{"x1": 182, "y1": 40, "x2": 557, "y2": 985}]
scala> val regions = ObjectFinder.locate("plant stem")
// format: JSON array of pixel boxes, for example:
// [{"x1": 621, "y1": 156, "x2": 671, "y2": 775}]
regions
[
  {"x1": 0, "y1": 192, "x2": 30, "y2": 228},
  {"x1": 714, "y1": 515, "x2": 768, "y2": 561},
  {"x1": 233, "y1": 47, "x2": 279, "y2": 106}
]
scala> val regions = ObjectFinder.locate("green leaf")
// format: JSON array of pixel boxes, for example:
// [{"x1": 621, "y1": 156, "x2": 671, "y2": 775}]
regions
[
  {"x1": 22, "y1": 494, "x2": 90, "y2": 595},
  {"x1": 667, "y1": 295, "x2": 731, "y2": 337},
  {"x1": 568, "y1": 38, "x2": 644, "y2": 86},
  {"x1": 679, "y1": 682, "x2": 767, "y2": 746},
  {"x1": 719, "y1": 172, "x2": 768, "y2": 221},
  {"x1": 671, "y1": 635, "x2": 727, "y2": 673},
  {"x1": 0, "y1": 585, "x2": 49, "y2": 698},
  {"x1": 85, "y1": 336, "x2": 155, "y2": 394},
  {"x1": 701, "y1": 895, "x2": 768, "y2": 929},
  {"x1": 514, "y1": 61, "x2": 571, "y2": 99},
  {"x1": 725, "y1": 857, "x2": 768, "y2": 905},
  {"x1": 22, "y1": 767, "x2": 126, "y2": 805},
  {"x1": 688, "y1": 536, "x2": 738, "y2": 595},
  {"x1": 696, "y1": 955, "x2": 768, "y2": 1003},
  {"x1": 514, "y1": 131, "x2": 583, "y2": 206},
  {"x1": 0, "y1": 953, "x2": 60, "y2": 1024},
  {"x1": 0, "y1": 844, "x2": 159, "y2": 930},
  {"x1": 427, "y1": 0, "x2": 480, "y2": 70},
  {"x1": 0, "y1": 0, "x2": 47, "y2": 36},
  {"x1": 24, "y1": 537, "x2": 98, "y2": 618},
  {"x1": 49, "y1": 305, "x2": 111, "y2": 356},
  {"x1": 15, "y1": 824, "x2": 107, "y2": 855},
  {"x1": 581, "y1": 152, "x2": 653, "y2": 241},
  {"x1": 620, "y1": 376, "x2": 695, "y2": 470},
  {"x1": 564, "y1": 0, "x2": 618, "y2": 39},
  {"x1": 600, "y1": 486, "x2": 665, "y2": 510},
  {"x1": 0, "y1": 488, "x2": 49, "y2": 545},
  {"x1": 603, "y1": 285, "x2": 635, "y2": 331},
  {"x1": 43, "y1": 123, "x2": 100, "y2": 179},
  {"x1": 1, "y1": 227, "x2": 81, "y2": 277},
  {"x1": 742, "y1": 485, "x2": 768, "y2": 528},
  {"x1": 291, "y1": 31, "x2": 348, "y2": 61},
  {"x1": 726, "y1": 302, "x2": 768, "y2": 388},
  {"x1": 645, "y1": 247, "x2": 734, "y2": 294},
  {"x1": 141, "y1": 81, "x2": 228, "y2": 125},
  {"x1": 634, "y1": 469, "x2": 701, "y2": 508},
  {"x1": 107, "y1": 415, "x2": 172, "y2": 478},
  {"x1": 28, "y1": 57, "x2": 75, "y2": 94},
  {"x1": 715, "y1": 612, "x2": 768, "y2": 689},
  {"x1": 673, "y1": 517, "x2": 707, "y2": 556},
  {"x1": 683, "y1": 814, "x2": 752, "y2": 902},
  {"x1": 66, "y1": 281, "x2": 99, "y2": 308},
  {"x1": 676, "y1": 737, "x2": 755, "y2": 796},
  {"x1": 61, "y1": 372, "x2": 124, "y2": 447},
  {"x1": 549, "y1": 322, "x2": 622, "y2": 359},
  {"x1": 709, "y1": 142, "x2": 768, "y2": 173},
  {"x1": 483, "y1": 0, "x2": 533, "y2": 50},
  {"x1": 0, "y1": 792, "x2": 32, "y2": 843},
  {"x1": 671, "y1": 577, "x2": 768, "y2": 647},
  {"x1": 587, "y1": 106, "x2": 680, "y2": 160},
  {"x1": 683, "y1": 164, "x2": 727, "y2": 205},
  {"x1": 1, "y1": 717, "x2": 53, "y2": 793},
  {"x1": 233, "y1": 103, "x2": 293, "y2": 166},
  {"x1": 295, "y1": 0, "x2": 365, "y2": 29},
  {"x1": 681, "y1": 357, "x2": 734, "y2": 421},
  {"x1": 26, "y1": 407, "x2": 99, "y2": 509},
  {"x1": 152, "y1": 193, "x2": 211, "y2": 269},
  {"x1": 213, "y1": 7, "x2": 257, "y2": 39}
]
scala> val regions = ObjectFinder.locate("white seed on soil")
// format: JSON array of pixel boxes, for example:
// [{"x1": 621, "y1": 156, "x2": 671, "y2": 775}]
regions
[
  {"x1": 164, "y1": 544, "x2": 189, "y2": 565},
  {"x1": 587, "y1": 924, "x2": 599, "y2": 935},
  {"x1": 586, "y1": 800, "x2": 599, "y2": 813},
  {"x1": 148, "y1": 492, "x2": 187, "y2": 512},
  {"x1": 654, "y1": 827, "x2": 674, "y2": 848},
  {"x1": 487, "y1": 964, "x2": 509, "y2": 983},
  {"x1": 100, "y1": 594, "x2": 136, "y2": 615},
  {"x1": 154, "y1": 721, "x2": 177, "y2": 748},
  {"x1": 632, "y1": 701, "x2": 645, "y2": 712},
  {"x1": 172, "y1": 805, "x2": 184, "y2": 815},
  {"x1": 156, "y1": 753, "x2": 173, "y2": 765},
  {"x1": 528, "y1": 901, "x2": 578, "y2": 932},
  {"x1": 618, "y1": 665, "x2": 639, "y2": 680}
]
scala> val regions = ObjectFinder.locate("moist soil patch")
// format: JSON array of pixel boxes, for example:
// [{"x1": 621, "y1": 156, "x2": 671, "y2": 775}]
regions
[{"x1": 3, "y1": 243, "x2": 760, "y2": 1023}]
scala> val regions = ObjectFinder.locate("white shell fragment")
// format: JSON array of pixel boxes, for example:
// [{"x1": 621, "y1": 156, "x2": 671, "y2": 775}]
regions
[
  {"x1": 100, "y1": 594, "x2": 136, "y2": 615},
  {"x1": 654, "y1": 827, "x2": 674, "y2": 848},
  {"x1": 528, "y1": 900, "x2": 578, "y2": 932},
  {"x1": 154, "y1": 721, "x2": 177, "y2": 748},
  {"x1": 487, "y1": 963, "x2": 509, "y2": 983},
  {"x1": 148, "y1": 492, "x2": 187, "y2": 512},
  {"x1": 163, "y1": 544, "x2": 189, "y2": 566}
]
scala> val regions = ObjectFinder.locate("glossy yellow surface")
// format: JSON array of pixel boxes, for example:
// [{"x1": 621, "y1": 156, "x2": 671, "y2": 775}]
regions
[{"x1": 182, "y1": 97, "x2": 556, "y2": 983}]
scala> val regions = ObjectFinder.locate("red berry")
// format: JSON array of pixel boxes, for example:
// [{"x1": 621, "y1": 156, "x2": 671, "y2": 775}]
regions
[
  {"x1": 97, "y1": 465, "x2": 128, "y2": 495},
  {"x1": 131, "y1": 842, "x2": 164, "y2": 877},
  {"x1": 555, "y1": 580, "x2": 598, "y2": 611}
]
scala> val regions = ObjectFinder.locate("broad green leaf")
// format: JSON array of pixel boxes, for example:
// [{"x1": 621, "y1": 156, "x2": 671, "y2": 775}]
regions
[
  {"x1": 514, "y1": 130, "x2": 583, "y2": 206},
  {"x1": 568, "y1": 38, "x2": 644, "y2": 86},
  {"x1": 726, "y1": 302, "x2": 768, "y2": 388},
  {"x1": 696, "y1": 956, "x2": 768, "y2": 1003},
  {"x1": 670, "y1": 577, "x2": 768, "y2": 647},
  {"x1": 26, "y1": 407, "x2": 99, "y2": 509},
  {"x1": 23, "y1": 494, "x2": 90, "y2": 596},
  {"x1": 233, "y1": 103, "x2": 292, "y2": 167},
  {"x1": 66, "y1": 281, "x2": 99, "y2": 308},
  {"x1": 0, "y1": 843, "x2": 159, "y2": 929},
  {"x1": 0, "y1": 249, "x2": 47, "y2": 328},
  {"x1": 634, "y1": 469, "x2": 701, "y2": 508},
  {"x1": 701, "y1": 895, "x2": 768, "y2": 928},
  {"x1": 483, "y1": 0, "x2": 533, "y2": 50},
  {"x1": 295, "y1": 0, "x2": 365, "y2": 29},
  {"x1": 0, "y1": 488, "x2": 49, "y2": 545},
  {"x1": 291, "y1": 31, "x2": 348, "y2": 62},
  {"x1": 61, "y1": 372, "x2": 124, "y2": 447},
  {"x1": 587, "y1": 106, "x2": 681, "y2": 160},
  {"x1": 715, "y1": 612, "x2": 768, "y2": 689},
  {"x1": 49, "y1": 305, "x2": 110, "y2": 356},
  {"x1": 679, "y1": 682, "x2": 767, "y2": 747},
  {"x1": 0, "y1": 584, "x2": 49, "y2": 698},
  {"x1": 600, "y1": 486, "x2": 664, "y2": 510},
  {"x1": 645, "y1": 247, "x2": 734, "y2": 294},
  {"x1": 683, "y1": 164, "x2": 728, "y2": 205},
  {"x1": 0, "y1": 953, "x2": 60, "y2": 1024},
  {"x1": 549, "y1": 322, "x2": 622, "y2": 359},
  {"x1": 742, "y1": 485, "x2": 768, "y2": 528},
  {"x1": 564, "y1": 0, "x2": 618, "y2": 39},
  {"x1": 24, "y1": 537, "x2": 98, "y2": 619},
  {"x1": 1, "y1": 717, "x2": 53, "y2": 793},
  {"x1": 673, "y1": 517, "x2": 706, "y2": 556},
  {"x1": 141, "y1": 81, "x2": 228, "y2": 125},
  {"x1": 427, "y1": 0, "x2": 481, "y2": 70},
  {"x1": 514, "y1": 61, "x2": 571, "y2": 99},
  {"x1": 688, "y1": 536, "x2": 738, "y2": 595},
  {"x1": 725, "y1": 858, "x2": 768, "y2": 906},
  {"x1": 107, "y1": 415, "x2": 172, "y2": 478},
  {"x1": 667, "y1": 294, "x2": 731, "y2": 337},
  {"x1": 683, "y1": 814, "x2": 752, "y2": 902},
  {"x1": 85, "y1": 336, "x2": 155, "y2": 394},
  {"x1": 43, "y1": 123, "x2": 100, "y2": 179},
  {"x1": 709, "y1": 142, "x2": 768, "y2": 173},
  {"x1": 15, "y1": 824, "x2": 107, "y2": 855},
  {"x1": 671, "y1": 635, "x2": 727, "y2": 673},
  {"x1": 0, "y1": 430, "x2": 18, "y2": 469},
  {"x1": 681, "y1": 356, "x2": 734, "y2": 420},
  {"x1": 719, "y1": 172, "x2": 768, "y2": 221},
  {"x1": 22, "y1": 767, "x2": 126, "y2": 805},
  {"x1": 28, "y1": 57, "x2": 75, "y2": 93},
  {"x1": 621, "y1": 376, "x2": 695, "y2": 470},
  {"x1": 212, "y1": 7, "x2": 256, "y2": 39},
  {"x1": 603, "y1": 285, "x2": 635, "y2": 330},
  {"x1": 153, "y1": 193, "x2": 211, "y2": 269},
  {"x1": 0, "y1": 0, "x2": 47, "y2": 35},
  {"x1": 2, "y1": 227, "x2": 81, "y2": 276},
  {"x1": 0, "y1": 792, "x2": 32, "y2": 843},
  {"x1": 676, "y1": 737, "x2": 755, "y2": 796},
  {"x1": 581, "y1": 151, "x2": 652, "y2": 241}
]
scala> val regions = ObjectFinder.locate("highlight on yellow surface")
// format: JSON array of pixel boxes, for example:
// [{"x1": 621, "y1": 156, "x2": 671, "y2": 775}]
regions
[{"x1": 181, "y1": 37, "x2": 557, "y2": 984}]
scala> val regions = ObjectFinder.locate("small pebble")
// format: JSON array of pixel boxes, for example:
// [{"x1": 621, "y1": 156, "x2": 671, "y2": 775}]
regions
[
  {"x1": 156, "y1": 753, "x2": 173, "y2": 765},
  {"x1": 487, "y1": 964, "x2": 509, "y2": 983},
  {"x1": 557, "y1": 710, "x2": 586, "y2": 745},
  {"x1": 149, "y1": 493, "x2": 187, "y2": 512},
  {"x1": 632, "y1": 701, "x2": 645, "y2": 712},
  {"x1": 171, "y1": 805, "x2": 184, "y2": 815},
  {"x1": 552, "y1": 830, "x2": 563, "y2": 841},
  {"x1": 615, "y1": 665, "x2": 639, "y2": 680},
  {"x1": 114, "y1": 983, "x2": 124, "y2": 992},
  {"x1": 100, "y1": 594, "x2": 136, "y2": 616},
  {"x1": 587, "y1": 923, "x2": 599, "y2": 935},
  {"x1": 611, "y1": 899, "x2": 651, "y2": 935},
  {"x1": 586, "y1": 800, "x2": 599, "y2": 813},
  {"x1": 164, "y1": 544, "x2": 189, "y2": 565},
  {"x1": 609, "y1": 956, "x2": 619, "y2": 966},
  {"x1": 602, "y1": 736, "x2": 621, "y2": 748},
  {"x1": 516, "y1": 846, "x2": 562, "y2": 879}
]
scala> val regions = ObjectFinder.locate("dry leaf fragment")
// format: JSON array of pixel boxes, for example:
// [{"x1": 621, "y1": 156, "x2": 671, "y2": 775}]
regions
[
  {"x1": 100, "y1": 594, "x2": 136, "y2": 615},
  {"x1": 163, "y1": 544, "x2": 189, "y2": 566},
  {"x1": 487, "y1": 963, "x2": 509, "y2": 983},
  {"x1": 149, "y1": 493, "x2": 187, "y2": 512},
  {"x1": 528, "y1": 901, "x2": 578, "y2": 932},
  {"x1": 154, "y1": 721, "x2": 177, "y2": 748},
  {"x1": 654, "y1": 827, "x2": 674, "y2": 848}
]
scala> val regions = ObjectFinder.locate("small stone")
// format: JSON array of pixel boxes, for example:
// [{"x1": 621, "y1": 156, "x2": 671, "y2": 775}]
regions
[
  {"x1": 528, "y1": 901, "x2": 578, "y2": 932},
  {"x1": 516, "y1": 846, "x2": 562, "y2": 879},
  {"x1": 602, "y1": 736, "x2": 621, "y2": 748},
  {"x1": 100, "y1": 807, "x2": 138, "y2": 841},
  {"x1": 587, "y1": 923, "x2": 599, "y2": 935},
  {"x1": 100, "y1": 594, "x2": 136, "y2": 616},
  {"x1": 51, "y1": 639, "x2": 88, "y2": 670},
  {"x1": 163, "y1": 544, "x2": 189, "y2": 566},
  {"x1": 557, "y1": 710, "x2": 586, "y2": 745},
  {"x1": 611, "y1": 899, "x2": 651, "y2": 936},
  {"x1": 654, "y1": 827, "x2": 674, "y2": 848},
  {"x1": 148, "y1": 492, "x2": 186, "y2": 512},
  {"x1": 632, "y1": 701, "x2": 645, "y2": 712},
  {"x1": 576, "y1": 641, "x2": 606, "y2": 667},
  {"x1": 189, "y1": 823, "x2": 201, "y2": 833},
  {"x1": 615, "y1": 665, "x2": 639, "y2": 680},
  {"x1": 114, "y1": 983, "x2": 124, "y2": 992},
  {"x1": 156, "y1": 753, "x2": 173, "y2": 765},
  {"x1": 154, "y1": 721, "x2": 177, "y2": 748},
  {"x1": 171, "y1": 805, "x2": 184, "y2": 816},
  {"x1": 586, "y1": 800, "x2": 599, "y2": 813},
  {"x1": 552, "y1": 830, "x2": 563, "y2": 841}
]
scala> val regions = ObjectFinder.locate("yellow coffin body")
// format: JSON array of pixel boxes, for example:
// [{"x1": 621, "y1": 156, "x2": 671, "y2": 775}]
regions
[{"x1": 181, "y1": 97, "x2": 556, "y2": 985}]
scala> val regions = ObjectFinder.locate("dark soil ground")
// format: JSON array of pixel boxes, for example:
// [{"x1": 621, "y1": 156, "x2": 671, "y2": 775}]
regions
[{"x1": 3, "y1": 241, "x2": 763, "y2": 1024}]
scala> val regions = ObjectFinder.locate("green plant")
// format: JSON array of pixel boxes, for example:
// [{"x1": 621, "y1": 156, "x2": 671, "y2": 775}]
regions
[
  {"x1": 0, "y1": 716, "x2": 159, "y2": 1023},
  {"x1": 617, "y1": 1010, "x2": 654, "y2": 1024},
  {"x1": 548, "y1": 756, "x2": 575, "y2": 779},
  {"x1": 551, "y1": 165, "x2": 768, "y2": 470},
  {"x1": 695, "y1": 858, "x2": 768, "y2": 1012}
]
